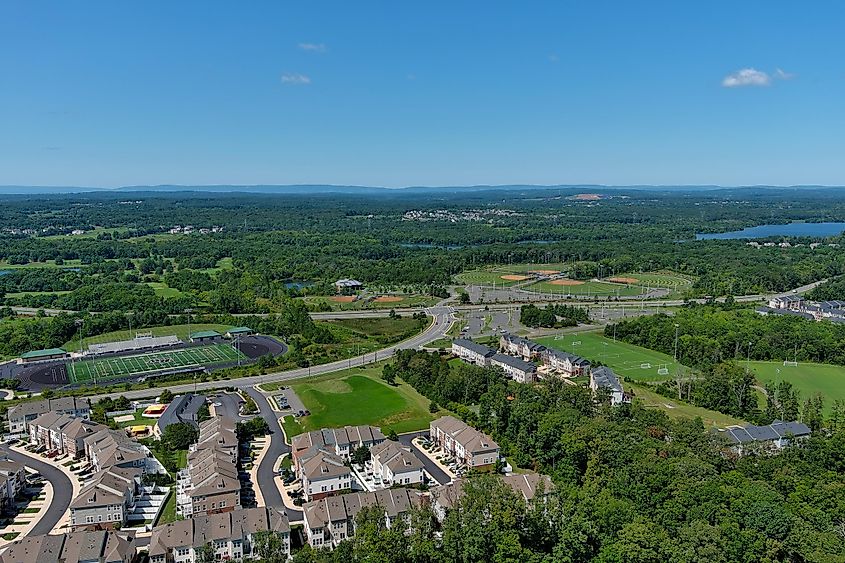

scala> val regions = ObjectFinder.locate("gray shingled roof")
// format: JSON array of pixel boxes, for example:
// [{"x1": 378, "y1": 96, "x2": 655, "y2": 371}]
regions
[{"x1": 453, "y1": 339, "x2": 495, "y2": 357}]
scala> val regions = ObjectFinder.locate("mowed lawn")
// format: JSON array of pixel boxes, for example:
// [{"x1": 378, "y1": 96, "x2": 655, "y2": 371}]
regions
[
  {"x1": 627, "y1": 382, "x2": 745, "y2": 428},
  {"x1": 536, "y1": 331, "x2": 689, "y2": 382},
  {"x1": 746, "y1": 361, "x2": 845, "y2": 414},
  {"x1": 287, "y1": 365, "x2": 443, "y2": 435},
  {"x1": 527, "y1": 279, "x2": 647, "y2": 297}
]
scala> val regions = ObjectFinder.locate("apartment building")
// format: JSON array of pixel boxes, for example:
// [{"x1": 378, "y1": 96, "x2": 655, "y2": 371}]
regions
[
  {"x1": 370, "y1": 441, "x2": 425, "y2": 488},
  {"x1": 7, "y1": 396, "x2": 90, "y2": 435},
  {"x1": 303, "y1": 488, "x2": 424, "y2": 549},
  {"x1": 148, "y1": 507, "x2": 290, "y2": 563},
  {"x1": 542, "y1": 349, "x2": 591, "y2": 377},
  {"x1": 451, "y1": 339, "x2": 495, "y2": 366},
  {"x1": 0, "y1": 458, "x2": 27, "y2": 513},
  {"x1": 298, "y1": 448, "x2": 353, "y2": 502},
  {"x1": 70, "y1": 466, "x2": 142, "y2": 530},
  {"x1": 291, "y1": 425, "x2": 385, "y2": 463},
  {"x1": 177, "y1": 417, "x2": 241, "y2": 518},
  {"x1": 429, "y1": 416, "x2": 499, "y2": 470},
  {"x1": 589, "y1": 366, "x2": 628, "y2": 406},
  {"x1": 430, "y1": 472, "x2": 554, "y2": 520},
  {"x1": 490, "y1": 353, "x2": 537, "y2": 384},
  {"x1": 499, "y1": 333, "x2": 546, "y2": 361},
  {"x1": 0, "y1": 530, "x2": 136, "y2": 563}
]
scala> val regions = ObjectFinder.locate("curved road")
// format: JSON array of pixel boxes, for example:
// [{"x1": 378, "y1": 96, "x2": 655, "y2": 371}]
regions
[{"x1": 0, "y1": 445, "x2": 72, "y2": 536}]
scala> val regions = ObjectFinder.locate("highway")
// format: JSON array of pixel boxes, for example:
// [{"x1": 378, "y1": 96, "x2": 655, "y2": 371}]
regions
[{"x1": 0, "y1": 445, "x2": 73, "y2": 536}]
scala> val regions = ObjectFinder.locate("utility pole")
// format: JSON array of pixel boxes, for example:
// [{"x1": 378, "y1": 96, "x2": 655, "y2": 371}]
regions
[
  {"x1": 185, "y1": 308, "x2": 194, "y2": 345},
  {"x1": 674, "y1": 323, "x2": 680, "y2": 361}
]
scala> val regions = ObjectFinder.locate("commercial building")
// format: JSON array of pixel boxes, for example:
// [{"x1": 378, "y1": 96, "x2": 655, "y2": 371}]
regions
[
  {"x1": 189, "y1": 330, "x2": 221, "y2": 343},
  {"x1": 429, "y1": 416, "x2": 499, "y2": 470},
  {"x1": 225, "y1": 326, "x2": 254, "y2": 339},
  {"x1": 717, "y1": 420, "x2": 812, "y2": 455},
  {"x1": 7, "y1": 396, "x2": 90, "y2": 435},
  {"x1": 19, "y1": 347, "x2": 69, "y2": 364},
  {"x1": 303, "y1": 488, "x2": 424, "y2": 549},
  {"x1": 148, "y1": 507, "x2": 290, "y2": 563},
  {"x1": 0, "y1": 530, "x2": 136, "y2": 563},
  {"x1": 334, "y1": 279, "x2": 364, "y2": 293}
]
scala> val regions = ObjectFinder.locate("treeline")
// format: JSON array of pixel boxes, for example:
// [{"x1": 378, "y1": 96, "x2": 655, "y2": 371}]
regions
[
  {"x1": 379, "y1": 349, "x2": 845, "y2": 561},
  {"x1": 806, "y1": 276, "x2": 845, "y2": 301},
  {"x1": 607, "y1": 303, "x2": 845, "y2": 367},
  {"x1": 520, "y1": 303, "x2": 589, "y2": 328}
]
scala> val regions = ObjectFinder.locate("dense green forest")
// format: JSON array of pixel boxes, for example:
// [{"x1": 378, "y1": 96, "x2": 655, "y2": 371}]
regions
[
  {"x1": 806, "y1": 276, "x2": 845, "y2": 301},
  {"x1": 342, "y1": 349, "x2": 845, "y2": 563}
]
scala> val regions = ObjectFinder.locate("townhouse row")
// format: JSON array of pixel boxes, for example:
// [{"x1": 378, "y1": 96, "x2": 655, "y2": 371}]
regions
[{"x1": 177, "y1": 417, "x2": 241, "y2": 518}]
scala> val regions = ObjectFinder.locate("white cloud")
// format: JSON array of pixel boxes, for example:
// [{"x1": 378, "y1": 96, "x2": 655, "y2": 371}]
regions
[
  {"x1": 722, "y1": 68, "x2": 771, "y2": 87},
  {"x1": 298, "y1": 42, "x2": 327, "y2": 53},
  {"x1": 281, "y1": 73, "x2": 311, "y2": 85}
]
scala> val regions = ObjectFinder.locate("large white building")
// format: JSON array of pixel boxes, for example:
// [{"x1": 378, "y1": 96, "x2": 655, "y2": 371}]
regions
[
  {"x1": 589, "y1": 366, "x2": 627, "y2": 406},
  {"x1": 451, "y1": 339, "x2": 495, "y2": 366},
  {"x1": 490, "y1": 353, "x2": 537, "y2": 384}
]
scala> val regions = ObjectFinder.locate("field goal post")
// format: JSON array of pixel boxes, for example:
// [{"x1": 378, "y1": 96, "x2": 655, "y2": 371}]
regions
[
  {"x1": 783, "y1": 360, "x2": 798, "y2": 367},
  {"x1": 135, "y1": 331, "x2": 152, "y2": 339},
  {"x1": 657, "y1": 363, "x2": 669, "y2": 376},
  {"x1": 640, "y1": 362, "x2": 652, "y2": 369},
  {"x1": 571, "y1": 340, "x2": 582, "y2": 346}
]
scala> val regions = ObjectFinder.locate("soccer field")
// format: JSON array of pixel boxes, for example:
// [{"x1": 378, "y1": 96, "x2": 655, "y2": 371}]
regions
[
  {"x1": 745, "y1": 361, "x2": 845, "y2": 415},
  {"x1": 536, "y1": 331, "x2": 689, "y2": 382},
  {"x1": 67, "y1": 344, "x2": 245, "y2": 383}
]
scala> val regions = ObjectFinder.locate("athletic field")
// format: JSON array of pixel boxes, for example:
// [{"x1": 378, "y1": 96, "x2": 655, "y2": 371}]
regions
[
  {"x1": 67, "y1": 344, "x2": 245, "y2": 383},
  {"x1": 527, "y1": 279, "x2": 646, "y2": 297},
  {"x1": 745, "y1": 360, "x2": 845, "y2": 415},
  {"x1": 536, "y1": 331, "x2": 689, "y2": 382}
]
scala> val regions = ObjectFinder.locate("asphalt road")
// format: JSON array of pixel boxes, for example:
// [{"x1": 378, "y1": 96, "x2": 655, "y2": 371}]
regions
[
  {"x1": 87, "y1": 305, "x2": 455, "y2": 402},
  {"x1": 0, "y1": 445, "x2": 72, "y2": 535},
  {"x1": 398, "y1": 430, "x2": 450, "y2": 486},
  {"x1": 243, "y1": 387, "x2": 301, "y2": 520}
]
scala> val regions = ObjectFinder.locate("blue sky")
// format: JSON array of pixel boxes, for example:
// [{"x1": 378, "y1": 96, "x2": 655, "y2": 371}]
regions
[{"x1": 1, "y1": 1, "x2": 843, "y2": 187}]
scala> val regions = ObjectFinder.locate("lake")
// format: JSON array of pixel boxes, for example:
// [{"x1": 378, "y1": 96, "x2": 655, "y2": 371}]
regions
[{"x1": 696, "y1": 222, "x2": 845, "y2": 240}]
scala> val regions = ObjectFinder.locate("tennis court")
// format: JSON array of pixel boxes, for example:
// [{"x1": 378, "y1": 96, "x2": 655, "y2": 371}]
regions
[{"x1": 67, "y1": 344, "x2": 245, "y2": 383}]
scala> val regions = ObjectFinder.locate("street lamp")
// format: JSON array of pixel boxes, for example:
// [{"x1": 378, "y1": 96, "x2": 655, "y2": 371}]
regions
[
  {"x1": 673, "y1": 323, "x2": 680, "y2": 361},
  {"x1": 185, "y1": 308, "x2": 194, "y2": 344}
]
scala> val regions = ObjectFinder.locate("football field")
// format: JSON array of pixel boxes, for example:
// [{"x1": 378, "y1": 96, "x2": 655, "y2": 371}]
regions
[
  {"x1": 745, "y1": 361, "x2": 845, "y2": 415},
  {"x1": 536, "y1": 331, "x2": 689, "y2": 381},
  {"x1": 67, "y1": 344, "x2": 245, "y2": 383}
]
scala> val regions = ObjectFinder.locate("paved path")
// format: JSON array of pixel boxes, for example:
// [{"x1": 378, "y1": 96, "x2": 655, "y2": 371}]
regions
[
  {"x1": 398, "y1": 431, "x2": 450, "y2": 486},
  {"x1": 0, "y1": 445, "x2": 72, "y2": 536}
]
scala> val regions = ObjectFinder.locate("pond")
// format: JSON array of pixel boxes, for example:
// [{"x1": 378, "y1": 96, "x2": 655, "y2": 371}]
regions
[{"x1": 696, "y1": 222, "x2": 845, "y2": 240}]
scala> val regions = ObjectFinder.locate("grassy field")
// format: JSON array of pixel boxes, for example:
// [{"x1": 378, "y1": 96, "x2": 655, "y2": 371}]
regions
[
  {"x1": 745, "y1": 361, "x2": 845, "y2": 414},
  {"x1": 198, "y1": 257, "x2": 234, "y2": 275},
  {"x1": 146, "y1": 282, "x2": 185, "y2": 298},
  {"x1": 67, "y1": 343, "x2": 244, "y2": 383},
  {"x1": 4, "y1": 290, "x2": 71, "y2": 298},
  {"x1": 537, "y1": 331, "x2": 688, "y2": 382},
  {"x1": 63, "y1": 323, "x2": 232, "y2": 351},
  {"x1": 0, "y1": 259, "x2": 84, "y2": 270},
  {"x1": 610, "y1": 271, "x2": 694, "y2": 288},
  {"x1": 627, "y1": 382, "x2": 745, "y2": 428},
  {"x1": 527, "y1": 279, "x2": 648, "y2": 297},
  {"x1": 283, "y1": 364, "x2": 443, "y2": 435},
  {"x1": 328, "y1": 316, "x2": 426, "y2": 338}
]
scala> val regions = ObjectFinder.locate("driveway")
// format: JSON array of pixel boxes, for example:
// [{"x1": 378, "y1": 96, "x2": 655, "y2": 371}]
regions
[
  {"x1": 243, "y1": 388, "x2": 301, "y2": 520},
  {"x1": 0, "y1": 445, "x2": 72, "y2": 535},
  {"x1": 211, "y1": 392, "x2": 247, "y2": 421},
  {"x1": 398, "y1": 431, "x2": 450, "y2": 486}
]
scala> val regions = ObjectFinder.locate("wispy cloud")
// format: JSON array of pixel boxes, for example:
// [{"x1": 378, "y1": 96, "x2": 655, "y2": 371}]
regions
[
  {"x1": 281, "y1": 73, "x2": 311, "y2": 85},
  {"x1": 722, "y1": 68, "x2": 771, "y2": 87},
  {"x1": 722, "y1": 67, "x2": 795, "y2": 88},
  {"x1": 298, "y1": 42, "x2": 327, "y2": 53}
]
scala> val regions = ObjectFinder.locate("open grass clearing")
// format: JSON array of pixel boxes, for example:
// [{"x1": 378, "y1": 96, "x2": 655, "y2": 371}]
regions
[
  {"x1": 745, "y1": 360, "x2": 845, "y2": 415},
  {"x1": 627, "y1": 382, "x2": 745, "y2": 428},
  {"x1": 527, "y1": 279, "x2": 647, "y2": 297},
  {"x1": 285, "y1": 364, "x2": 444, "y2": 436},
  {"x1": 536, "y1": 331, "x2": 689, "y2": 382},
  {"x1": 145, "y1": 282, "x2": 185, "y2": 298}
]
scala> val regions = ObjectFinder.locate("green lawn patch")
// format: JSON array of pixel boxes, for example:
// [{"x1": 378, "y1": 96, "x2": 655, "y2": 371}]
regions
[
  {"x1": 746, "y1": 361, "x2": 845, "y2": 415},
  {"x1": 146, "y1": 282, "x2": 185, "y2": 298},
  {"x1": 175, "y1": 450, "x2": 188, "y2": 470},
  {"x1": 527, "y1": 279, "x2": 647, "y2": 297},
  {"x1": 22, "y1": 508, "x2": 40, "y2": 514},
  {"x1": 288, "y1": 365, "x2": 442, "y2": 435},
  {"x1": 537, "y1": 331, "x2": 689, "y2": 382},
  {"x1": 154, "y1": 489, "x2": 178, "y2": 525},
  {"x1": 628, "y1": 382, "x2": 745, "y2": 428},
  {"x1": 281, "y1": 415, "x2": 303, "y2": 441},
  {"x1": 2, "y1": 533, "x2": 19, "y2": 541}
]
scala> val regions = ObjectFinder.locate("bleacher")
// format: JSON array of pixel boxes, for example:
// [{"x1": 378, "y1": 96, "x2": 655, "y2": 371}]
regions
[{"x1": 87, "y1": 335, "x2": 182, "y2": 355}]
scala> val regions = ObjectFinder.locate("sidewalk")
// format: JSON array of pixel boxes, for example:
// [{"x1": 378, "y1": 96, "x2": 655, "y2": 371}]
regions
[
  {"x1": 9, "y1": 446, "x2": 84, "y2": 532},
  {"x1": 0, "y1": 480, "x2": 52, "y2": 548},
  {"x1": 248, "y1": 437, "x2": 269, "y2": 507}
]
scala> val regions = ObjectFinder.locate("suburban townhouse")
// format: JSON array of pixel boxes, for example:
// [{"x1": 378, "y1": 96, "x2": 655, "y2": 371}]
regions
[
  {"x1": 589, "y1": 366, "x2": 628, "y2": 406},
  {"x1": 7, "y1": 396, "x2": 90, "y2": 435},
  {"x1": 177, "y1": 417, "x2": 241, "y2": 518},
  {"x1": 154, "y1": 393, "x2": 207, "y2": 438},
  {"x1": 70, "y1": 466, "x2": 142, "y2": 530},
  {"x1": 291, "y1": 425, "x2": 386, "y2": 463},
  {"x1": 451, "y1": 339, "x2": 496, "y2": 366},
  {"x1": 429, "y1": 416, "x2": 500, "y2": 470},
  {"x1": 430, "y1": 472, "x2": 555, "y2": 520},
  {"x1": 369, "y1": 440, "x2": 426, "y2": 488},
  {"x1": 542, "y1": 349, "x2": 591, "y2": 377},
  {"x1": 28, "y1": 411, "x2": 77, "y2": 453},
  {"x1": 499, "y1": 333, "x2": 546, "y2": 361},
  {"x1": 298, "y1": 448, "x2": 352, "y2": 502},
  {"x1": 0, "y1": 458, "x2": 27, "y2": 513},
  {"x1": 61, "y1": 418, "x2": 110, "y2": 458},
  {"x1": 83, "y1": 428, "x2": 161, "y2": 473},
  {"x1": 148, "y1": 507, "x2": 290, "y2": 563},
  {"x1": 717, "y1": 420, "x2": 812, "y2": 455},
  {"x1": 303, "y1": 488, "x2": 424, "y2": 549},
  {"x1": 0, "y1": 530, "x2": 136, "y2": 563},
  {"x1": 490, "y1": 352, "x2": 537, "y2": 384}
]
